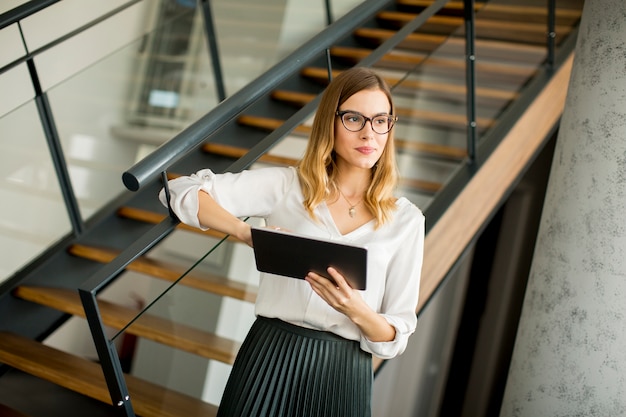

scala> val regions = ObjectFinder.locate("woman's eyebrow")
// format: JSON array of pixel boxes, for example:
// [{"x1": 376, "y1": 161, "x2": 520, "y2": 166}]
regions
[{"x1": 339, "y1": 109, "x2": 392, "y2": 116}]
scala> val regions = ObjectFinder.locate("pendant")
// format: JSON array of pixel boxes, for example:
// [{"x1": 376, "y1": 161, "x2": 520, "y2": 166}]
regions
[{"x1": 348, "y1": 206, "x2": 356, "y2": 218}]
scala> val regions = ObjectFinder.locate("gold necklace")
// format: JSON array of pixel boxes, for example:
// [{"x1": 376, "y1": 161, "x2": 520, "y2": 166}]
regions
[{"x1": 337, "y1": 188, "x2": 363, "y2": 218}]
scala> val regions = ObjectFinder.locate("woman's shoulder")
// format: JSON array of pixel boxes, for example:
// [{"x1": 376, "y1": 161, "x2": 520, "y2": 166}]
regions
[
  {"x1": 394, "y1": 197, "x2": 424, "y2": 217},
  {"x1": 390, "y1": 197, "x2": 425, "y2": 228},
  {"x1": 249, "y1": 165, "x2": 297, "y2": 178}
]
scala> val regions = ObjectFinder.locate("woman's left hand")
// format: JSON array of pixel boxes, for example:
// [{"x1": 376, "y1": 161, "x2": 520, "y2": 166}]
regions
[
  {"x1": 305, "y1": 267, "x2": 397, "y2": 342},
  {"x1": 305, "y1": 267, "x2": 364, "y2": 317}
]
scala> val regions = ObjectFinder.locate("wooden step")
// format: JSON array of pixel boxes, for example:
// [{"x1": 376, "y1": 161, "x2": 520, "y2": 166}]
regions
[
  {"x1": 68, "y1": 243, "x2": 257, "y2": 303},
  {"x1": 353, "y1": 27, "x2": 546, "y2": 64},
  {"x1": 329, "y1": 46, "x2": 536, "y2": 83},
  {"x1": 201, "y1": 142, "x2": 444, "y2": 194},
  {"x1": 14, "y1": 285, "x2": 242, "y2": 364},
  {"x1": 117, "y1": 207, "x2": 241, "y2": 242},
  {"x1": 0, "y1": 332, "x2": 218, "y2": 417},
  {"x1": 397, "y1": 105, "x2": 493, "y2": 130},
  {"x1": 396, "y1": 0, "x2": 582, "y2": 25},
  {"x1": 377, "y1": 11, "x2": 573, "y2": 45},
  {"x1": 0, "y1": 403, "x2": 31, "y2": 417},
  {"x1": 235, "y1": 113, "x2": 467, "y2": 161},
  {"x1": 301, "y1": 66, "x2": 517, "y2": 104},
  {"x1": 271, "y1": 84, "x2": 494, "y2": 131}
]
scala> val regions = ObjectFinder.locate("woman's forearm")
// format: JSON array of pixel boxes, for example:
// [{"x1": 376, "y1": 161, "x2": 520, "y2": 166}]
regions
[
  {"x1": 347, "y1": 304, "x2": 396, "y2": 343},
  {"x1": 197, "y1": 190, "x2": 252, "y2": 246}
]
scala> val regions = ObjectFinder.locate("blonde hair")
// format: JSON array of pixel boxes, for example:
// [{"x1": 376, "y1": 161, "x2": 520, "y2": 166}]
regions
[{"x1": 297, "y1": 67, "x2": 399, "y2": 228}]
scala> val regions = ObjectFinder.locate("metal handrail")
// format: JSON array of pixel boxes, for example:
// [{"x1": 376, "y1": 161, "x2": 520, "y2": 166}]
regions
[{"x1": 0, "y1": 0, "x2": 60, "y2": 31}]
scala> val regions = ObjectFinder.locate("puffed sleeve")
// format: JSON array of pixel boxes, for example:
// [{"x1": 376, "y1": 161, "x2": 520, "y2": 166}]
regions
[
  {"x1": 360, "y1": 205, "x2": 425, "y2": 359},
  {"x1": 158, "y1": 166, "x2": 297, "y2": 230}
]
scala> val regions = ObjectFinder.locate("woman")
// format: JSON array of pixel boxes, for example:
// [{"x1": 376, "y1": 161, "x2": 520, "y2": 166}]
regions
[{"x1": 160, "y1": 67, "x2": 424, "y2": 417}]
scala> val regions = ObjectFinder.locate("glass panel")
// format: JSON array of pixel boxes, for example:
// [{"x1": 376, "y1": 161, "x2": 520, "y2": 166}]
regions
[
  {"x1": 0, "y1": 23, "x2": 27, "y2": 68},
  {"x1": 0, "y1": 101, "x2": 72, "y2": 283},
  {"x1": 211, "y1": 0, "x2": 327, "y2": 93},
  {"x1": 39, "y1": 0, "x2": 333, "y2": 222},
  {"x1": 367, "y1": 0, "x2": 585, "y2": 210},
  {"x1": 42, "y1": 3, "x2": 211, "y2": 221},
  {"x1": 20, "y1": 0, "x2": 134, "y2": 52},
  {"x1": 0, "y1": 64, "x2": 34, "y2": 118},
  {"x1": 97, "y1": 219, "x2": 260, "y2": 411}
]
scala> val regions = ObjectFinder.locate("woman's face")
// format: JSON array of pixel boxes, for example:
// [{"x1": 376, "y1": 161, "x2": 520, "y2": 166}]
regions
[{"x1": 333, "y1": 88, "x2": 391, "y2": 171}]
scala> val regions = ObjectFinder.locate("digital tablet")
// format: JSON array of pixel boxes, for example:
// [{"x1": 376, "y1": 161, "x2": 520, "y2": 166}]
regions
[{"x1": 250, "y1": 227, "x2": 368, "y2": 290}]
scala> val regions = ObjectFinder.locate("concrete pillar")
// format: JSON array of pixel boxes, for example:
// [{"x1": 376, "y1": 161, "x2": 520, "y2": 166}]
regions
[{"x1": 500, "y1": 1, "x2": 626, "y2": 415}]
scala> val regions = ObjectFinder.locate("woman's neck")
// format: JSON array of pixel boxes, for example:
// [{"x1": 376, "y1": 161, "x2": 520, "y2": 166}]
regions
[{"x1": 334, "y1": 167, "x2": 370, "y2": 198}]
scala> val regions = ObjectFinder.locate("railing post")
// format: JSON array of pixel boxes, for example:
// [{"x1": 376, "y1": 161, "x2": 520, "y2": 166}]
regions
[
  {"x1": 325, "y1": 48, "x2": 333, "y2": 81},
  {"x1": 464, "y1": 0, "x2": 477, "y2": 164},
  {"x1": 199, "y1": 0, "x2": 226, "y2": 102},
  {"x1": 79, "y1": 289, "x2": 135, "y2": 417},
  {"x1": 78, "y1": 219, "x2": 178, "y2": 416},
  {"x1": 21, "y1": 23, "x2": 84, "y2": 235},
  {"x1": 546, "y1": 0, "x2": 556, "y2": 72},
  {"x1": 324, "y1": 0, "x2": 333, "y2": 25}
]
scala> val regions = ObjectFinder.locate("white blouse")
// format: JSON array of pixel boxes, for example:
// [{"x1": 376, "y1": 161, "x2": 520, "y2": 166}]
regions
[{"x1": 159, "y1": 166, "x2": 424, "y2": 359}]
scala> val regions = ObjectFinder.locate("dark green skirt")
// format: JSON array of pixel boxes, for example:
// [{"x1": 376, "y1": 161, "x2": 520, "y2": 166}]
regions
[{"x1": 216, "y1": 316, "x2": 372, "y2": 417}]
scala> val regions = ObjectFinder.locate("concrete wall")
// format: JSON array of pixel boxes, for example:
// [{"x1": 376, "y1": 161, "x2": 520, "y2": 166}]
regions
[{"x1": 500, "y1": 1, "x2": 626, "y2": 415}]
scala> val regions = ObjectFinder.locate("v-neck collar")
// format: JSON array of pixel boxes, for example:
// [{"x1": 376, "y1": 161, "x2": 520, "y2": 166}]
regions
[{"x1": 318, "y1": 201, "x2": 375, "y2": 239}]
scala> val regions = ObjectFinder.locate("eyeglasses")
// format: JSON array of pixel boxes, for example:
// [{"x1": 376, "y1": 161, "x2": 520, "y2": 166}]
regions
[{"x1": 336, "y1": 111, "x2": 397, "y2": 134}]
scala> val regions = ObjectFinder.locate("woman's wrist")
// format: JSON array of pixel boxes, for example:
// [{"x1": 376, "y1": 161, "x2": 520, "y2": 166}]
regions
[{"x1": 235, "y1": 221, "x2": 252, "y2": 246}]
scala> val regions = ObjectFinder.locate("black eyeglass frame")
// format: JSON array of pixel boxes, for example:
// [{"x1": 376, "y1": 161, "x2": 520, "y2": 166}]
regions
[{"x1": 335, "y1": 110, "x2": 398, "y2": 135}]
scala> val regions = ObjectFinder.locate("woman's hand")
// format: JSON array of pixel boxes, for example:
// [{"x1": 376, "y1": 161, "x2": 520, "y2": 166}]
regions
[
  {"x1": 305, "y1": 267, "x2": 396, "y2": 342},
  {"x1": 305, "y1": 267, "x2": 361, "y2": 315}
]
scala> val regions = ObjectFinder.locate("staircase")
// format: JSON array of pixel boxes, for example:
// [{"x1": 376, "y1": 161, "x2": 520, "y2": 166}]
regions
[{"x1": 0, "y1": 1, "x2": 582, "y2": 416}]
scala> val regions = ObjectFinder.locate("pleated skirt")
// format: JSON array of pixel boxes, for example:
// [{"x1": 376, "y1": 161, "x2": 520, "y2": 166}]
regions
[{"x1": 216, "y1": 316, "x2": 372, "y2": 417}]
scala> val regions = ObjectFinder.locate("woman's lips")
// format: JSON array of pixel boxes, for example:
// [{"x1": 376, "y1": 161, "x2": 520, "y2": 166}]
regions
[{"x1": 356, "y1": 147, "x2": 376, "y2": 154}]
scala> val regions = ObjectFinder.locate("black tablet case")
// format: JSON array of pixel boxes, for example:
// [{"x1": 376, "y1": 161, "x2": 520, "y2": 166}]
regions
[{"x1": 251, "y1": 227, "x2": 368, "y2": 290}]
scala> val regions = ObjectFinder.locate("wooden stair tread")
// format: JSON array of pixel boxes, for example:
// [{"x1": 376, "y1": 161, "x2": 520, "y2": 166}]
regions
[
  {"x1": 353, "y1": 27, "x2": 546, "y2": 62},
  {"x1": 377, "y1": 11, "x2": 573, "y2": 45},
  {"x1": 396, "y1": 105, "x2": 493, "y2": 130},
  {"x1": 68, "y1": 242, "x2": 257, "y2": 303},
  {"x1": 271, "y1": 84, "x2": 494, "y2": 131},
  {"x1": 201, "y1": 142, "x2": 443, "y2": 194},
  {"x1": 14, "y1": 285, "x2": 241, "y2": 364},
  {"x1": 396, "y1": 0, "x2": 582, "y2": 25},
  {"x1": 301, "y1": 66, "x2": 517, "y2": 103},
  {"x1": 235, "y1": 113, "x2": 467, "y2": 160},
  {"x1": 329, "y1": 46, "x2": 536, "y2": 80},
  {"x1": 117, "y1": 206, "x2": 242, "y2": 243},
  {"x1": 0, "y1": 332, "x2": 218, "y2": 417}
]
